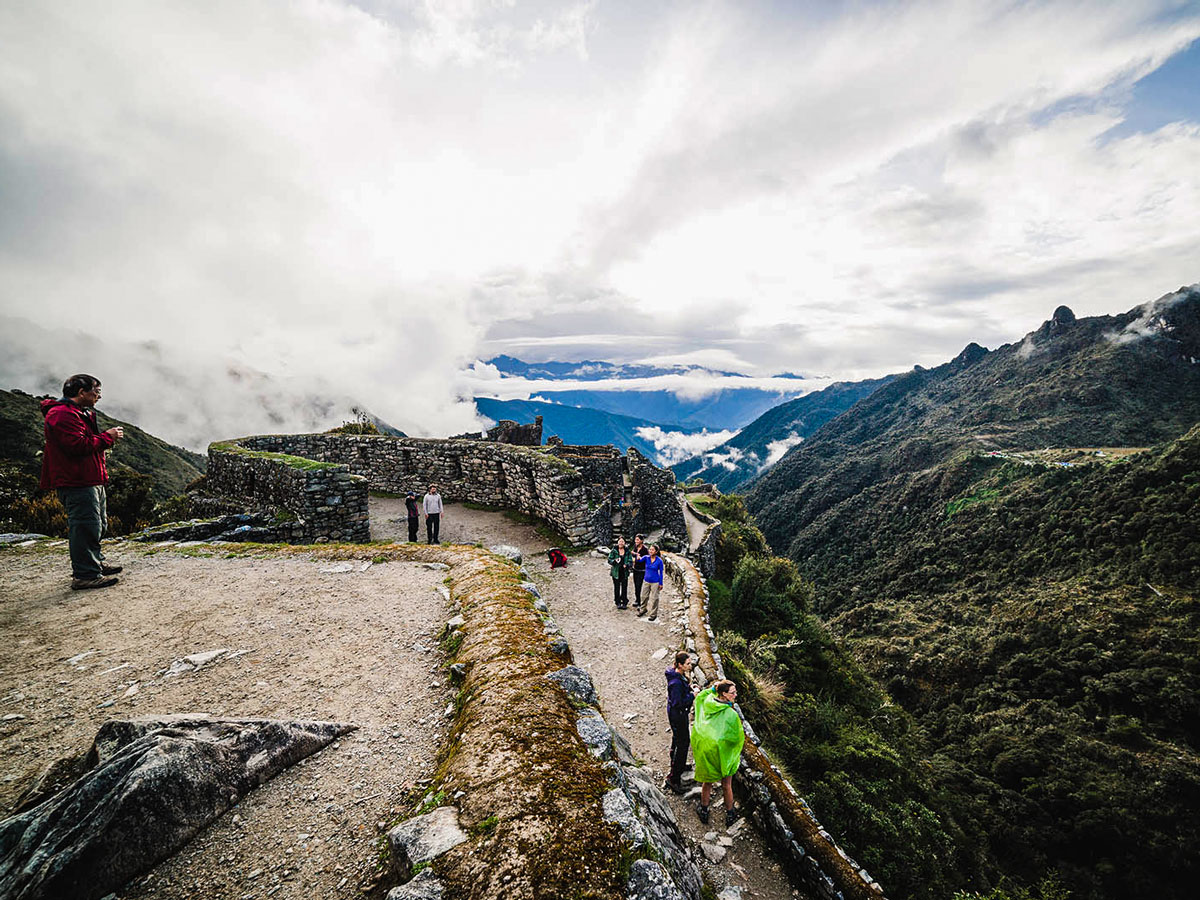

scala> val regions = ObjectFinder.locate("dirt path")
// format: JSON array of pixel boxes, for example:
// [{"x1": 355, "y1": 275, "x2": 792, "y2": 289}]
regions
[
  {"x1": 0, "y1": 540, "x2": 455, "y2": 899},
  {"x1": 2, "y1": 501, "x2": 800, "y2": 899},
  {"x1": 385, "y1": 500, "x2": 801, "y2": 900},
  {"x1": 683, "y1": 500, "x2": 710, "y2": 553}
]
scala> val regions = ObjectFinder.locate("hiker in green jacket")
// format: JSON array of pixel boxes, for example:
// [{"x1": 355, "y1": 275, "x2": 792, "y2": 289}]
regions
[
  {"x1": 691, "y1": 679, "x2": 745, "y2": 825},
  {"x1": 607, "y1": 536, "x2": 634, "y2": 609}
]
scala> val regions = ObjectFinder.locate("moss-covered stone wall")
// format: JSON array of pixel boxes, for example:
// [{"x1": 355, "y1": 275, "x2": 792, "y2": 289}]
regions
[
  {"x1": 206, "y1": 444, "x2": 369, "y2": 542},
  {"x1": 206, "y1": 433, "x2": 685, "y2": 548}
]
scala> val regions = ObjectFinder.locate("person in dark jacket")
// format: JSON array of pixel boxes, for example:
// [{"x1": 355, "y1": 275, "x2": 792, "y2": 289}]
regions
[
  {"x1": 632, "y1": 533, "x2": 648, "y2": 607},
  {"x1": 40, "y1": 374, "x2": 124, "y2": 590},
  {"x1": 664, "y1": 651, "x2": 695, "y2": 794},
  {"x1": 607, "y1": 537, "x2": 633, "y2": 608},
  {"x1": 404, "y1": 491, "x2": 420, "y2": 542}
]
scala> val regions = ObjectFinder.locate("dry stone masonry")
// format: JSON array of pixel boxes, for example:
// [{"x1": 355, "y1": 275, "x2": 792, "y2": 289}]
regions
[{"x1": 198, "y1": 432, "x2": 687, "y2": 547}]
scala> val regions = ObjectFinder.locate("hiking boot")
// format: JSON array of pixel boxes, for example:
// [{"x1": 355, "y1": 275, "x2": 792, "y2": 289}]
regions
[
  {"x1": 663, "y1": 778, "x2": 686, "y2": 795},
  {"x1": 725, "y1": 805, "x2": 743, "y2": 826},
  {"x1": 72, "y1": 575, "x2": 118, "y2": 591},
  {"x1": 101, "y1": 564, "x2": 123, "y2": 575},
  {"x1": 696, "y1": 802, "x2": 709, "y2": 824}
]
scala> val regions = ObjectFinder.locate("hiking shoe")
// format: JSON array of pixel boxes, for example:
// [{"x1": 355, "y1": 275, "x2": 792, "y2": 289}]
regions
[
  {"x1": 696, "y1": 803, "x2": 709, "y2": 824},
  {"x1": 725, "y1": 806, "x2": 743, "y2": 826},
  {"x1": 72, "y1": 575, "x2": 118, "y2": 591},
  {"x1": 663, "y1": 779, "x2": 686, "y2": 795},
  {"x1": 101, "y1": 564, "x2": 123, "y2": 575},
  {"x1": 636, "y1": 610, "x2": 646, "y2": 617},
  {"x1": 648, "y1": 616, "x2": 656, "y2": 621}
]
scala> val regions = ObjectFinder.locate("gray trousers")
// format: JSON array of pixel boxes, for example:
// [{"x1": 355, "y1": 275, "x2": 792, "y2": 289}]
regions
[{"x1": 56, "y1": 485, "x2": 107, "y2": 579}]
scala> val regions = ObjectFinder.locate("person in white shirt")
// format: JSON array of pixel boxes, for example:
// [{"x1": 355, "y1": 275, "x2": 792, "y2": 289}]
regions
[{"x1": 422, "y1": 484, "x2": 443, "y2": 544}]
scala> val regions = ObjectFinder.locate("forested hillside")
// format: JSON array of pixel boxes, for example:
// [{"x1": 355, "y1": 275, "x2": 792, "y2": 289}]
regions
[
  {"x1": 732, "y1": 286, "x2": 1200, "y2": 900},
  {"x1": 748, "y1": 287, "x2": 1200, "y2": 557}
]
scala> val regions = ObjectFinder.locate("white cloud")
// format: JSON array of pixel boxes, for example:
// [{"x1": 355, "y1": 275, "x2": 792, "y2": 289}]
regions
[
  {"x1": 454, "y1": 369, "x2": 827, "y2": 402},
  {"x1": 634, "y1": 426, "x2": 739, "y2": 467},
  {"x1": 1, "y1": 1, "x2": 1198, "y2": 446},
  {"x1": 1105, "y1": 284, "x2": 1199, "y2": 345},
  {"x1": 762, "y1": 433, "x2": 804, "y2": 469}
]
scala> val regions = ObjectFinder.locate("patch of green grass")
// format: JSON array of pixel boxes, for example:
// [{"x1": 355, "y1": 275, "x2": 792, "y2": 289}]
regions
[
  {"x1": 209, "y1": 441, "x2": 342, "y2": 472},
  {"x1": 945, "y1": 487, "x2": 1000, "y2": 518},
  {"x1": 472, "y1": 815, "x2": 499, "y2": 835}
]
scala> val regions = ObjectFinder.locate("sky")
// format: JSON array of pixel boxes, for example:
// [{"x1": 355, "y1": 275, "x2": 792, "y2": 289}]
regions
[{"x1": 1, "y1": 0, "x2": 1199, "y2": 448}]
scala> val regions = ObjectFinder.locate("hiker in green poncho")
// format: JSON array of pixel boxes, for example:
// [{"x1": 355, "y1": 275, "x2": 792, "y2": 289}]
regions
[{"x1": 690, "y1": 679, "x2": 744, "y2": 826}]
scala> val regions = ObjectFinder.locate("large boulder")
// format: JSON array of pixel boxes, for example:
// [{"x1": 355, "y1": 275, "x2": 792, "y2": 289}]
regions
[{"x1": 0, "y1": 715, "x2": 354, "y2": 900}]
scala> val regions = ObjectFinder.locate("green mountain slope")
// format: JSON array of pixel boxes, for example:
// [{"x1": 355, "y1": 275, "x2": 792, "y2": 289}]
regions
[
  {"x1": 0, "y1": 389, "x2": 205, "y2": 499},
  {"x1": 747, "y1": 287, "x2": 1200, "y2": 558},
  {"x1": 672, "y1": 376, "x2": 893, "y2": 490},
  {"x1": 735, "y1": 285, "x2": 1200, "y2": 900}
]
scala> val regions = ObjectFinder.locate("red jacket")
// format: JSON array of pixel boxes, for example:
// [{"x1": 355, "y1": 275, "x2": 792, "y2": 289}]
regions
[{"x1": 39, "y1": 398, "x2": 114, "y2": 489}]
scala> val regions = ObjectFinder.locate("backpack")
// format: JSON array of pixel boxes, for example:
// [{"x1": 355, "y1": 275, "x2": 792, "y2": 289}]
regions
[{"x1": 547, "y1": 548, "x2": 568, "y2": 569}]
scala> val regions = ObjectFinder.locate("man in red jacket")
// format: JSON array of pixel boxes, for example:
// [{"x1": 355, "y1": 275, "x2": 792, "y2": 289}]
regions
[{"x1": 40, "y1": 374, "x2": 125, "y2": 590}]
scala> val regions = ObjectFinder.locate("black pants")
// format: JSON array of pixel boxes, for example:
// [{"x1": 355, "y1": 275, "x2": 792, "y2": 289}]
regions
[
  {"x1": 633, "y1": 571, "x2": 645, "y2": 607},
  {"x1": 612, "y1": 573, "x2": 628, "y2": 607},
  {"x1": 426, "y1": 513, "x2": 440, "y2": 543},
  {"x1": 408, "y1": 517, "x2": 419, "y2": 542},
  {"x1": 668, "y1": 710, "x2": 690, "y2": 784}
]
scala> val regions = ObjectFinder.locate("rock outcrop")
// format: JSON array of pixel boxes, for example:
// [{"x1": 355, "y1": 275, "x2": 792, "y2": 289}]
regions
[{"x1": 0, "y1": 715, "x2": 354, "y2": 900}]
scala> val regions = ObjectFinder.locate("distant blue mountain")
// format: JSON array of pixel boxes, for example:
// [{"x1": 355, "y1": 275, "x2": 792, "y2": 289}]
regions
[
  {"x1": 473, "y1": 397, "x2": 706, "y2": 461},
  {"x1": 672, "y1": 376, "x2": 894, "y2": 491},
  {"x1": 479, "y1": 356, "x2": 808, "y2": 430}
]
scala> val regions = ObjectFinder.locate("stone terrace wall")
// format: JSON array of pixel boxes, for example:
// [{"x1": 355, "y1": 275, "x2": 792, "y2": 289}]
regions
[
  {"x1": 206, "y1": 447, "x2": 370, "y2": 543},
  {"x1": 227, "y1": 434, "x2": 598, "y2": 546},
  {"x1": 629, "y1": 448, "x2": 687, "y2": 547}
]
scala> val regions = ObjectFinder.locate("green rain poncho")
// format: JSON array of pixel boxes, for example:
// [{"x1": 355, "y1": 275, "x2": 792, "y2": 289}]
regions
[{"x1": 690, "y1": 686, "x2": 745, "y2": 783}]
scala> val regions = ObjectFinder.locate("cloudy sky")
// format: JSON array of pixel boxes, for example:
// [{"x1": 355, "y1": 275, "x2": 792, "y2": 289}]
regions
[{"x1": 2, "y1": 1, "x2": 1198, "y2": 447}]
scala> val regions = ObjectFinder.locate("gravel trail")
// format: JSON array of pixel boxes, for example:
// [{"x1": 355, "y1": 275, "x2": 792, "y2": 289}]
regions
[{"x1": 0, "y1": 540, "x2": 454, "y2": 899}]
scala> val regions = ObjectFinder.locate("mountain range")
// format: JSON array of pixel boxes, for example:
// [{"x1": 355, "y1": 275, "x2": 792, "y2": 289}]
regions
[
  {"x1": 475, "y1": 355, "x2": 810, "y2": 431},
  {"x1": 734, "y1": 285, "x2": 1200, "y2": 900},
  {"x1": 671, "y1": 376, "x2": 893, "y2": 490}
]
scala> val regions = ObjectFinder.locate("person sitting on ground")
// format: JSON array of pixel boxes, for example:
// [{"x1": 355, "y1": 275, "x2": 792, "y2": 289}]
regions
[
  {"x1": 637, "y1": 543, "x2": 664, "y2": 620},
  {"x1": 691, "y1": 679, "x2": 745, "y2": 826},
  {"x1": 40, "y1": 374, "x2": 125, "y2": 591},
  {"x1": 663, "y1": 651, "x2": 695, "y2": 794},
  {"x1": 422, "y1": 484, "x2": 443, "y2": 544},
  {"x1": 607, "y1": 536, "x2": 633, "y2": 609}
]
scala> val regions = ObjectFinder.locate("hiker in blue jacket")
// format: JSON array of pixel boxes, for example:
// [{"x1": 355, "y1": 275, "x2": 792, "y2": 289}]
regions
[{"x1": 637, "y1": 544, "x2": 664, "y2": 620}]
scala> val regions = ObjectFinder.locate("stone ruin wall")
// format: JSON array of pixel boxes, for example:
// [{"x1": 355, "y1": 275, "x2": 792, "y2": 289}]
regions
[
  {"x1": 203, "y1": 433, "x2": 685, "y2": 547},
  {"x1": 232, "y1": 433, "x2": 597, "y2": 545},
  {"x1": 205, "y1": 447, "x2": 370, "y2": 543},
  {"x1": 628, "y1": 448, "x2": 689, "y2": 547}
]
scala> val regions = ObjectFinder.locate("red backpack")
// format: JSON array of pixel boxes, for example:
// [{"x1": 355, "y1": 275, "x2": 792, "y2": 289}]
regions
[{"x1": 547, "y1": 548, "x2": 568, "y2": 568}]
